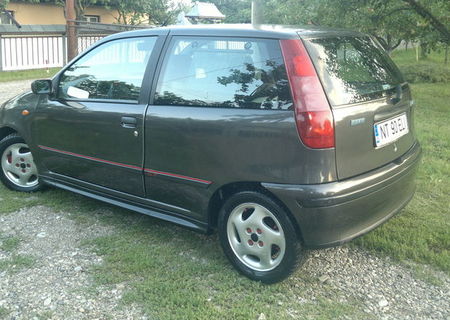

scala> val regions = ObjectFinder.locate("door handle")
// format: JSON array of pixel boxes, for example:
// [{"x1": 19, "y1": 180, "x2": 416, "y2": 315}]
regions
[{"x1": 121, "y1": 116, "x2": 137, "y2": 128}]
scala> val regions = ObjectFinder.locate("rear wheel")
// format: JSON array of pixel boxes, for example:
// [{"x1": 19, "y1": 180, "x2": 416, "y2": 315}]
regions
[
  {"x1": 218, "y1": 191, "x2": 306, "y2": 283},
  {"x1": 0, "y1": 134, "x2": 43, "y2": 192}
]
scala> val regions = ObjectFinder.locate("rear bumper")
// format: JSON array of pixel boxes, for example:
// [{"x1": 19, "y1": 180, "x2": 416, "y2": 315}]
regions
[{"x1": 262, "y1": 142, "x2": 422, "y2": 248}]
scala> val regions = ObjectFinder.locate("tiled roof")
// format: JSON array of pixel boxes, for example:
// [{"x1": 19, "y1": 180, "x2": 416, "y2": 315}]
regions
[
  {"x1": 0, "y1": 24, "x2": 139, "y2": 35},
  {"x1": 0, "y1": 24, "x2": 66, "y2": 34},
  {"x1": 185, "y1": 2, "x2": 225, "y2": 19}
]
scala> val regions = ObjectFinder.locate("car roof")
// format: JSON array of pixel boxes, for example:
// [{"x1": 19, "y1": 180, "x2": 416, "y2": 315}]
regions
[{"x1": 104, "y1": 24, "x2": 363, "y2": 42}]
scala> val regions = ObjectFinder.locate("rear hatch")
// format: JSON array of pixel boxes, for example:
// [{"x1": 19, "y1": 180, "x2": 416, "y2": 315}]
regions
[{"x1": 303, "y1": 35, "x2": 416, "y2": 179}]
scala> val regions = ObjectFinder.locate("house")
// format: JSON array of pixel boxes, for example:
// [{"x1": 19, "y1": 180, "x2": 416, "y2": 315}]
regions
[
  {"x1": 2, "y1": 1, "x2": 119, "y2": 25},
  {"x1": 0, "y1": 2, "x2": 124, "y2": 72},
  {"x1": 185, "y1": 2, "x2": 225, "y2": 23}
]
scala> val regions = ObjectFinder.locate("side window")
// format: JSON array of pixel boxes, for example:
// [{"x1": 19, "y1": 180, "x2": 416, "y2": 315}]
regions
[
  {"x1": 58, "y1": 37, "x2": 156, "y2": 101},
  {"x1": 155, "y1": 37, "x2": 292, "y2": 110}
]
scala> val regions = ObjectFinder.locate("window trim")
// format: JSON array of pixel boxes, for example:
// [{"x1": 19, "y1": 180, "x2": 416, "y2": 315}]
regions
[
  {"x1": 60, "y1": 98, "x2": 140, "y2": 105},
  {"x1": 0, "y1": 10, "x2": 14, "y2": 25}
]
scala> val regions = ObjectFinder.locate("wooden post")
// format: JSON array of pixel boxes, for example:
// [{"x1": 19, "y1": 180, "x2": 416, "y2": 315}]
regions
[
  {"x1": 251, "y1": 0, "x2": 263, "y2": 26},
  {"x1": 62, "y1": 34, "x2": 68, "y2": 65},
  {"x1": 0, "y1": 36, "x2": 3, "y2": 71},
  {"x1": 66, "y1": 0, "x2": 77, "y2": 61}
]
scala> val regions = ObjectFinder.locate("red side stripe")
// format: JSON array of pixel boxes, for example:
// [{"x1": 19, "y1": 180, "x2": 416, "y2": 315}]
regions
[
  {"x1": 38, "y1": 145, "x2": 142, "y2": 170},
  {"x1": 38, "y1": 145, "x2": 212, "y2": 185},
  {"x1": 144, "y1": 169, "x2": 212, "y2": 185}
]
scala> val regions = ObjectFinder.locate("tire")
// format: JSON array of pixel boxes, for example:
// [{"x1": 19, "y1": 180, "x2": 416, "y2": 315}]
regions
[
  {"x1": 0, "y1": 134, "x2": 43, "y2": 192},
  {"x1": 218, "y1": 191, "x2": 306, "y2": 283}
]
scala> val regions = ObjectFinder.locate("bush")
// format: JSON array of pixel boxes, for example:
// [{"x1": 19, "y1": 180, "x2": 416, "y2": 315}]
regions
[{"x1": 399, "y1": 63, "x2": 450, "y2": 83}]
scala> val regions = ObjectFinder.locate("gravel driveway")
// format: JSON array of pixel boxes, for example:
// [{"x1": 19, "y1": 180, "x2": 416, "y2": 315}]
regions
[
  {"x1": 0, "y1": 80, "x2": 449, "y2": 320},
  {"x1": 0, "y1": 79, "x2": 34, "y2": 101},
  {"x1": 0, "y1": 206, "x2": 146, "y2": 320}
]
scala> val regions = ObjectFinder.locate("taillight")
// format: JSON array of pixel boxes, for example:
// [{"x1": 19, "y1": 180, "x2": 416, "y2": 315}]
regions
[{"x1": 280, "y1": 39, "x2": 335, "y2": 149}]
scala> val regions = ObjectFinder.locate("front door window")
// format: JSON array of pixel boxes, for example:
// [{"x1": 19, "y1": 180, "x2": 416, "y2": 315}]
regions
[{"x1": 58, "y1": 37, "x2": 156, "y2": 102}]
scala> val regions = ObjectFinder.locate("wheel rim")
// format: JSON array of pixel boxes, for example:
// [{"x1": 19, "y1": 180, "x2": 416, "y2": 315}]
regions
[
  {"x1": 227, "y1": 202, "x2": 286, "y2": 272},
  {"x1": 1, "y1": 143, "x2": 39, "y2": 188}
]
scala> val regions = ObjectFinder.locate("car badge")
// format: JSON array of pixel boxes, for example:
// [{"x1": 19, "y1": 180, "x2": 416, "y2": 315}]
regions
[{"x1": 351, "y1": 118, "x2": 365, "y2": 126}]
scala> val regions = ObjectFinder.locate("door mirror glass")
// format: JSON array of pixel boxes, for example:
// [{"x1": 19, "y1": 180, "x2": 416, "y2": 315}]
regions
[{"x1": 31, "y1": 79, "x2": 52, "y2": 94}]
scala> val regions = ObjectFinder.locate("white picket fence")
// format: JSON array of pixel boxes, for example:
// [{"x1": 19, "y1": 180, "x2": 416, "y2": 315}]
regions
[
  {"x1": 0, "y1": 35, "x2": 104, "y2": 71},
  {"x1": 77, "y1": 35, "x2": 103, "y2": 53}
]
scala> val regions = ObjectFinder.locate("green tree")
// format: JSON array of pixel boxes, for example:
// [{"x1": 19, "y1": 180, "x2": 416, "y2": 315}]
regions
[
  {"x1": 145, "y1": 0, "x2": 186, "y2": 26},
  {"x1": 207, "y1": 0, "x2": 251, "y2": 23},
  {"x1": 401, "y1": 0, "x2": 450, "y2": 43},
  {"x1": 1, "y1": 0, "x2": 8, "y2": 11},
  {"x1": 264, "y1": 0, "x2": 418, "y2": 53},
  {"x1": 106, "y1": 0, "x2": 182, "y2": 25},
  {"x1": 107, "y1": 0, "x2": 147, "y2": 25},
  {"x1": 75, "y1": 0, "x2": 109, "y2": 21},
  {"x1": 264, "y1": 0, "x2": 449, "y2": 57}
]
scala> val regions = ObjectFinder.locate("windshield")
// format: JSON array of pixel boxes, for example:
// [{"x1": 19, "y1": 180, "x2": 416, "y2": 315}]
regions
[{"x1": 304, "y1": 36, "x2": 404, "y2": 106}]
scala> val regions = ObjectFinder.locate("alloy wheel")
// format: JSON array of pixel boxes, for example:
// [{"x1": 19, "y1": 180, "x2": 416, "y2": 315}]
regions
[
  {"x1": 226, "y1": 202, "x2": 286, "y2": 272},
  {"x1": 1, "y1": 143, "x2": 39, "y2": 188}
]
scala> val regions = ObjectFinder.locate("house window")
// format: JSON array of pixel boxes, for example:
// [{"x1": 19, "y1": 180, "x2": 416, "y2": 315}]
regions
[
  {"x1": 83, "y1": 15, "x2": 100, "y2": 23},
  {"x1": 0, "y1": 10, "x2": 14, "y2": 25}
]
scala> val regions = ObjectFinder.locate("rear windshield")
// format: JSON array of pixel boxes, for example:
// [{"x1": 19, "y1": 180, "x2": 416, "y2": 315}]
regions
[{"x1": 304, "y1": 36, "x2": 404, "y2": 106}]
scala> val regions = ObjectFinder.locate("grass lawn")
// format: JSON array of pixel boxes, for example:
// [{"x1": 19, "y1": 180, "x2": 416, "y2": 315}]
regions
[
  {"x1": 0, "y1": 188, "x2": 369, "y2": 319},
  {"x1": 391, "y1": 47, "x2": 449, "y2": 66},
  {"x1": 0, "y1": 68, "x2": 60, "y2": 83},
  {"x1": 0, "y1": 48, "x2": 448, "y2": 318},
  {"x1": 351, "y1": 50, "x2": 450, "y2": 272},
  {"x1": 353, "y1": 82, "x2": 450, "y2": 272}
]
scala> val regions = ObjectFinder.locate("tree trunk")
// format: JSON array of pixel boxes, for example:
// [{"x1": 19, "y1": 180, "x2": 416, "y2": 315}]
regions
[
  {"x1": 420, "y1": 42, "x2": 428, "y2": 59},
  {"x1": 386, "y1": 34, "x2": 392, "y2": 54},
  {"x1": 383, "y1": 35, "x2": 402, "y2": 56},
  {"x1": 389, "y1": 39, "x2": 403, "y2": 54},
  {"x1": 75, "y1": 0, "x2": 85, "y2": 21},
  {"x1": 66, "y1": 0, "x2": 78, "y2": 61},
  {"x1": 445, "y1": 44, "x2": 449, "y2": 65}
]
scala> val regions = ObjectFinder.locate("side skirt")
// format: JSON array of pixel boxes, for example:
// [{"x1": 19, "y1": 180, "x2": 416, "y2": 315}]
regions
[{"x1": 41, "y1": 175, "x2": 209, "y2": 234}]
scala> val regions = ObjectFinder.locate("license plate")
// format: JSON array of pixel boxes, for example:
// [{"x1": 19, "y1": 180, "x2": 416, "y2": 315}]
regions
[{"x1": 374, "y1": 113, "x2": 409, "y2": 147}]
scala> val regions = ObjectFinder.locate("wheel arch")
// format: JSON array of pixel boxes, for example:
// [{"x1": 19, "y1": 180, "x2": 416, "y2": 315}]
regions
[
  {"x1": 207, "y1": 181, "x2": 304, "y2": 243},
  {"x1": 0, "y1": 126, "x2": 18, "y2": 142}
]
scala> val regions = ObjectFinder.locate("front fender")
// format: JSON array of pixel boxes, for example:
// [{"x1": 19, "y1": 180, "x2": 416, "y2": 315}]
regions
[{"x1": 0, "y1": 91, "x2": 40, "y2": 144}]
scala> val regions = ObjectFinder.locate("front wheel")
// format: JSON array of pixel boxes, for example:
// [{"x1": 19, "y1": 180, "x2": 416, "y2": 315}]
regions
[
  {"x1": 218, "y1": 191, "x2": 306, "y2": 283},
  {"x1": 0, "y1": 134, "x2": 43, "y2": 192}
]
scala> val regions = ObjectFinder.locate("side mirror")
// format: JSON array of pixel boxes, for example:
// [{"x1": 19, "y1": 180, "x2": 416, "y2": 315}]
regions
[{"x1": 31, "y1": 79, "x2": 53, "y2": 95}]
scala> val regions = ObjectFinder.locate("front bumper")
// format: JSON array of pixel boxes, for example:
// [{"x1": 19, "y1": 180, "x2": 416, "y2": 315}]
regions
[{"x1": 263, "y1": 142, "x2": 422, "y2": 248}]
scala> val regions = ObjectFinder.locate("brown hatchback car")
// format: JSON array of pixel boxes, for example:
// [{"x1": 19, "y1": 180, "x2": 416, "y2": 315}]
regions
[{"x1": 0, "y1": 25, "x2": 421, "y2": 283}]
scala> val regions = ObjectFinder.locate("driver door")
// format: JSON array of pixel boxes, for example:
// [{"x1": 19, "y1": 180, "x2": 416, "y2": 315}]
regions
[{"x1": 32, "y1": 35, "x2": 164, "y2": 197}]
